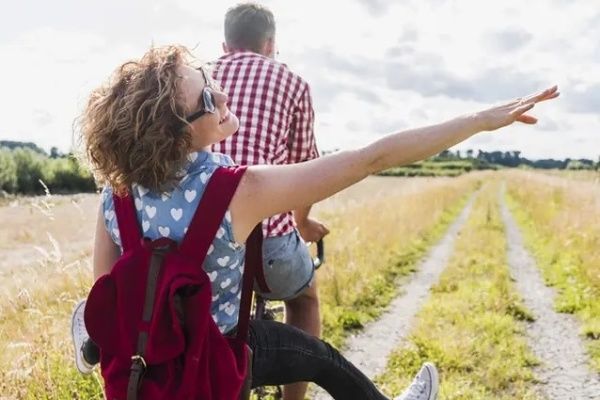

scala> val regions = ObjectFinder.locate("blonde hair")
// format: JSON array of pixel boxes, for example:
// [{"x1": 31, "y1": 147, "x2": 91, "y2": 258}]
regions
[{"x1": 78, "y1": 45, "x2": 194, "y2": 194}]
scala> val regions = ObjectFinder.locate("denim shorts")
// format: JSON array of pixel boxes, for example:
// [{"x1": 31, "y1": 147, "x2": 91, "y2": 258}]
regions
[{"x1": 257, "y1": 229, "x2": 315, "y2": 301}]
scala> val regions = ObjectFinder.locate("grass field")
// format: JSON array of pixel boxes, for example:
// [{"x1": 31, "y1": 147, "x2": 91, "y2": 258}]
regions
[
  {"x1": 1, "y1": 171, "x2": 598, "y2": 399},
  {"x1": 0, "y1": 175, "x2": 479, "y2": 399}
]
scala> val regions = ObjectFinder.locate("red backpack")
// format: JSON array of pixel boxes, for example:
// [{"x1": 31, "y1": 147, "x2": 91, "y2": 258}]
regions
[{"x1": 84, "y1": 166, "x2": 260, "y2": 400}]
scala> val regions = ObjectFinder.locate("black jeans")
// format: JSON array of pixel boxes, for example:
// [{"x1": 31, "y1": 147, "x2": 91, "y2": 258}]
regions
[
  {"x1": 248, "y1": 320, "x2": 389, "y2": 400},
  {"x1": 84, "y1": 320, "x2": 391, "y2": 399}
]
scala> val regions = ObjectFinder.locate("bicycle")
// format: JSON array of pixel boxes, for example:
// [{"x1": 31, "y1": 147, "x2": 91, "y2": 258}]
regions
[{"x1": 251, "y1": 239, "x2": 325, "y2": 400}]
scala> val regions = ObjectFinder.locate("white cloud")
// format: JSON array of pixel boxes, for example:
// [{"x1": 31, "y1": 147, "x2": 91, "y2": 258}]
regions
[{"x1": 0, "y1": 0, "x2": 598, "y2": 159}]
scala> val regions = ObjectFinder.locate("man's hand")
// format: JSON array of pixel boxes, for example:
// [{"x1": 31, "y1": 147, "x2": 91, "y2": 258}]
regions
[{"x1": 296, "y1": 218, "x2": 330, "y2": 243}]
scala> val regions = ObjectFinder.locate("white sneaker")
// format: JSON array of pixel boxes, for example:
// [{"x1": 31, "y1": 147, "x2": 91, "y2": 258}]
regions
[
  {"x1": 394, "y1": 362, "x2": 439, "y2": 400},
  {"x1": 71, "y1": 299, "x2": 94, "y2": 374}
]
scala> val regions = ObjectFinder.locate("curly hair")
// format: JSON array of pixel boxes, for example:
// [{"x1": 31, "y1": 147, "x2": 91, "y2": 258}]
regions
[{"x1": 77, "y1": 45, "x2": 194, "y2": 195}]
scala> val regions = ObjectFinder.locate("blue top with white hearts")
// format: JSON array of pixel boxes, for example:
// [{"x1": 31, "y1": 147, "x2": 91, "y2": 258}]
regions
[{"x1": 101, "y1": 150, "x2": 245, "y2": 334}]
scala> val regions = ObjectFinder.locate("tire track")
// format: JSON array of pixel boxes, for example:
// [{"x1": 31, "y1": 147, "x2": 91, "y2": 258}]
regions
[
  {"x1": 313, "y1": 195, "x2": 475, "y2": 399},
  {"x1": 500, "y1": 193, "x2": 600, "y2": 400}
]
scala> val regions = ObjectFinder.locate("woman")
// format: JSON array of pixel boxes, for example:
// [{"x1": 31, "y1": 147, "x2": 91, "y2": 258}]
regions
[{"x1": 77, "y1": 45, "x2": 558, "y2": 399}]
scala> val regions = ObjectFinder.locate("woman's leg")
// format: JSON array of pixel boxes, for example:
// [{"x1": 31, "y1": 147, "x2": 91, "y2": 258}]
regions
[{"x1": 248, "y1": 319, "x2": 389, "y2": 400}]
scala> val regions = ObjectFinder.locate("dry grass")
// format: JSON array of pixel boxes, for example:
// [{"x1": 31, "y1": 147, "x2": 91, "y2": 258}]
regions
[
  {"x1": 0, "y1": 175, "x2": 479, "y2": 399},
  {"x1": 504, "y1": 170, "x2": 600, "y2": 370}
]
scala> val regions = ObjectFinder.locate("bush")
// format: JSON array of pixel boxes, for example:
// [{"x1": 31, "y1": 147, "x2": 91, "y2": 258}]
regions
[
  {"x1": 0, "y1": 147, "x2": 18, "y2": 192},
  {"x1": 0, "y1": 147, "x2": 96, "y2": 194},
  {"x1": 12, "y1": 147, "x2": 46, "y2": 194}
]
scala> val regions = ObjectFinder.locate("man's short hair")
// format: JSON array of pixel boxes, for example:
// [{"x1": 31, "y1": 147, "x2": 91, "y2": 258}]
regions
[{"x1": 224, "y1": 3, "x2": 276, "y2": 53}]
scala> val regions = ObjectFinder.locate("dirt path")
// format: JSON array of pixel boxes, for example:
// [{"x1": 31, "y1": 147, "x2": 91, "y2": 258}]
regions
[
  {"x1": 313, "y1": 196, "x2": 475, "y2": 400},
  {"x1": 499, "y1": 195, "x2": 600, "y2": 400}
]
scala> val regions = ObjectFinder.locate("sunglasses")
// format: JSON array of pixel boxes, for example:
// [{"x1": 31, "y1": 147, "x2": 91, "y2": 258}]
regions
[{"x1": 185, "y1": 68, "x2": 217, "y2": 123}]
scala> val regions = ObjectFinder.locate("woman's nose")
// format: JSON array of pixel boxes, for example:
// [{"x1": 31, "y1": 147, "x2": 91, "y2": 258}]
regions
[{"x1": 214, "y1": 91, "x2": 228, "y2": 107}]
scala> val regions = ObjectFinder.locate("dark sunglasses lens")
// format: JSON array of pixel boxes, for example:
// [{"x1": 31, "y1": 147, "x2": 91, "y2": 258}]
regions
[{"x1": 203, "y1": 89, "x2": 216, "y2": 113}]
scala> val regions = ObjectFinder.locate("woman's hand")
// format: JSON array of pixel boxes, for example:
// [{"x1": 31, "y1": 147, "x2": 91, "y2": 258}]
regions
[{"x1": 477, "y1": 85, "x2": 559, "y2": 132}]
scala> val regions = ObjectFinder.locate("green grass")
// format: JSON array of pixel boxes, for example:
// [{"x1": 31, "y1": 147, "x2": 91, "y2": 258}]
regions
[
  {"x1": 321, "y1": 192, "x2": 473, "y2": 348},
  {"x1": 375, "y1": 184, "x2": 539, "y2": 399},
  {"x1": 506, "y1": 175, "x2": 600, "y2": 371}
]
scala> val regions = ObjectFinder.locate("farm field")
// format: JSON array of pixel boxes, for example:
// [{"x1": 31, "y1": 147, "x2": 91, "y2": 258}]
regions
[{"x1": 1, "y1": 171, "x2": 599, "y2": 399}]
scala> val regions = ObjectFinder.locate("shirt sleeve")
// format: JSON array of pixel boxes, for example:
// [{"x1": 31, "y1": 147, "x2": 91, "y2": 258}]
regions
[
  {"x1": 101, "y1": 186, "x2": 122, "y2": 248},
  {"x1": 287, "y1": 83, "x2": 319, "y2": 163}
]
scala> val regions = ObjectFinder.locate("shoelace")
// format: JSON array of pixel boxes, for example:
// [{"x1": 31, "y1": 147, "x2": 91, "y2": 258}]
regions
[{"x1": 403, "y1": 377, "x2": 427, "y2": 400}]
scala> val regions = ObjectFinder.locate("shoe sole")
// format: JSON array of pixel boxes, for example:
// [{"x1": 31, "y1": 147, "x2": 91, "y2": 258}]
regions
[{"x1": 71, "y1": 300, "x2": 93, "y2": 375}]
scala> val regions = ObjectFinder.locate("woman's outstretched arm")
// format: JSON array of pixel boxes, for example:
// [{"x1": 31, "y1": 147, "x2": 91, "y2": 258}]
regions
[{"x1": 230, "y1": 86, "x2": 559, "y2": 242}]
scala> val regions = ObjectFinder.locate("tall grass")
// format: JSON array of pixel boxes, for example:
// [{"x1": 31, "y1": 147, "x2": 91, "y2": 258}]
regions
[
  {"x1": 0, "y1": 175, "x2": 479, "y2": 399},
  {"x1": 376, "y1": 182, "x2": 539, "y2": 399},
  {"x1": 314, "y1": 175, "x2": 480, "y2": 347},
  {"x1": 505, "y1": 170, "x2": 600, "y2": 370}
]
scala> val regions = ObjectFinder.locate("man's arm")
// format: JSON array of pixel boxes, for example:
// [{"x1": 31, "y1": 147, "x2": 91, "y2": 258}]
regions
[{"x1": 293, "y1": 205, "x2": 330, "y2": 242}]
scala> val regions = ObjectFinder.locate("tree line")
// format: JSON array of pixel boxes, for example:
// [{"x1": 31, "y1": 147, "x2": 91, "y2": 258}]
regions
[
  {"x1": 436, "y1": 149, "x2": 600, "y2": 170},
  {"x1": 1, "y1": 141, "x2": 598, "y2": 195},
  {"x1": 0, "y1": 141, "x2": 96, "y2": 195}
]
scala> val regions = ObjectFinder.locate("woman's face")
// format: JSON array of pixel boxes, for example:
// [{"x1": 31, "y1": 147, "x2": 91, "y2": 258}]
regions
[{"x1": 178, "y1": 64, "x2": 239, "y2": 150}]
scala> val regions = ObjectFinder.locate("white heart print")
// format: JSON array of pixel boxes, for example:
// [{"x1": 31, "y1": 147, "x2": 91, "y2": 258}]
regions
[
  {"x1": 104, "y1": 210, "x2": 115, "y2": 221},
  {"x1": 229, "y1": 284, "x2": 239, "y2": 293},
  {"x1": 161, "y1": 193, "x2": 169, "y2": 202},
  {"x1": 225, "y1": 211, "x2": 232, "y2": 223},
  {"x1": 187, "y1": 152, "x2": 198, "y2": 162},
  {"x1": 212, "y1": 294, "x2": 219, "y2": 302},
  {"x1": 137, "y1": 185, "x2": 149, "y2": 197},
  {"x1": 158, "y1": 226, "x2": 170, "y2": 237},
  {"x1": 208, "y1": 271, "x2": 218, "y2": 282},
  {"x1": 185, "y1": 190, "x2": 197, "y2": 203},
  {"x1": 207, "y1": 244, "x2": 214, "y2": 255},
  {"x1": 200, "y1": 172, "x2": 209, "y2": 184},
  {"x1": 220, "y1": 278, "x2": 232, "y2": 289},
  {"x1": 218, "y1": 302, "x2": 229, "y2": 311},
  {"x1": 112, "y1": 228, "x2": 120, "y2": 238},
  {"x1": 217, "y1": 256, "x2": 230, "y2": 267},
  {"x1": 134, "y1": 198, "x2": 143, "y2": 211},
  {"x1": 229, "y1": 260, "x2": 239, "y2": 270},
  {"x1": 145, "y1": 205, "x2": 157, "y2": 219},
  {"x1": 142, "y1": 220, "x2": 150, "y2": 232},
  {"x1": 224, "y1": 304, "x2": 236, "y2": 316},
  {"x1": 216, "y1": 226, "x2": 225, "y2": 239},
  {"x1": 170, "y1": 208, "x2": 183, "y2": 221}
]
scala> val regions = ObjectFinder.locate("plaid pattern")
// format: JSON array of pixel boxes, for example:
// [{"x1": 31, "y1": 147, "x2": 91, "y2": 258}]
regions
[{"x1": 211, "y1": 51, "x2": 318, "y2": 237}]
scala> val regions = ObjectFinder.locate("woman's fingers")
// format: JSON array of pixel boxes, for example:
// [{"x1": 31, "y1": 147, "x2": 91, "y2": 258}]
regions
[
  {"x1": 511, "y1": 103, "x2": 537, "y2": 124},
  {"x1": 523, "y1": 85, "x2": 559, "y2": 104},
  {"x1": 512, "y1": 103, "x2": 535, "y2": 115},
  {"x1": 516, "y1": 114, "x2": 538, "y2": 124}
]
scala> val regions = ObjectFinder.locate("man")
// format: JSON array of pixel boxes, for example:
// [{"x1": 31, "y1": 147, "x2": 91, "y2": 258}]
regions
[{"x1": 211, "y1": 3, "x2": 329, "y2": 399}]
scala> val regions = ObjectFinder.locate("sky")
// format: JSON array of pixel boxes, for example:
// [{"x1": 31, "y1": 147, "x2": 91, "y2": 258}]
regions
[{"x1": 0, "y1": 0, "x2": 598, "y2": 159}]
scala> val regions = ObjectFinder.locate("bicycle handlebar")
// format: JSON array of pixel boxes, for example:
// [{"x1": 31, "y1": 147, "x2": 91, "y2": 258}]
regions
[{"x1": 312, "y1": 239, "x2": 325, "y2": 269}]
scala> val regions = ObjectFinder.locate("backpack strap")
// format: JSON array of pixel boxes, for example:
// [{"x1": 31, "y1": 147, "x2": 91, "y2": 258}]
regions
[
  {"x1": 179, "y1": 166, "x2": 247, "y2": 259},
  {"x1": 237, "y1": 224, "x2": 262, "y2": 341},
  {"x1": 113, "y1": 192, "x2": 142, "y2": 251},
  {"x1": 179, "y1": 165, "x2": 261, "y2": 342}
]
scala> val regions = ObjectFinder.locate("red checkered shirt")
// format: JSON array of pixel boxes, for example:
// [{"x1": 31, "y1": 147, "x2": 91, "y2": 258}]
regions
[{"x1": 211, "y1": 51, "x2": 319, "y2": 237}]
